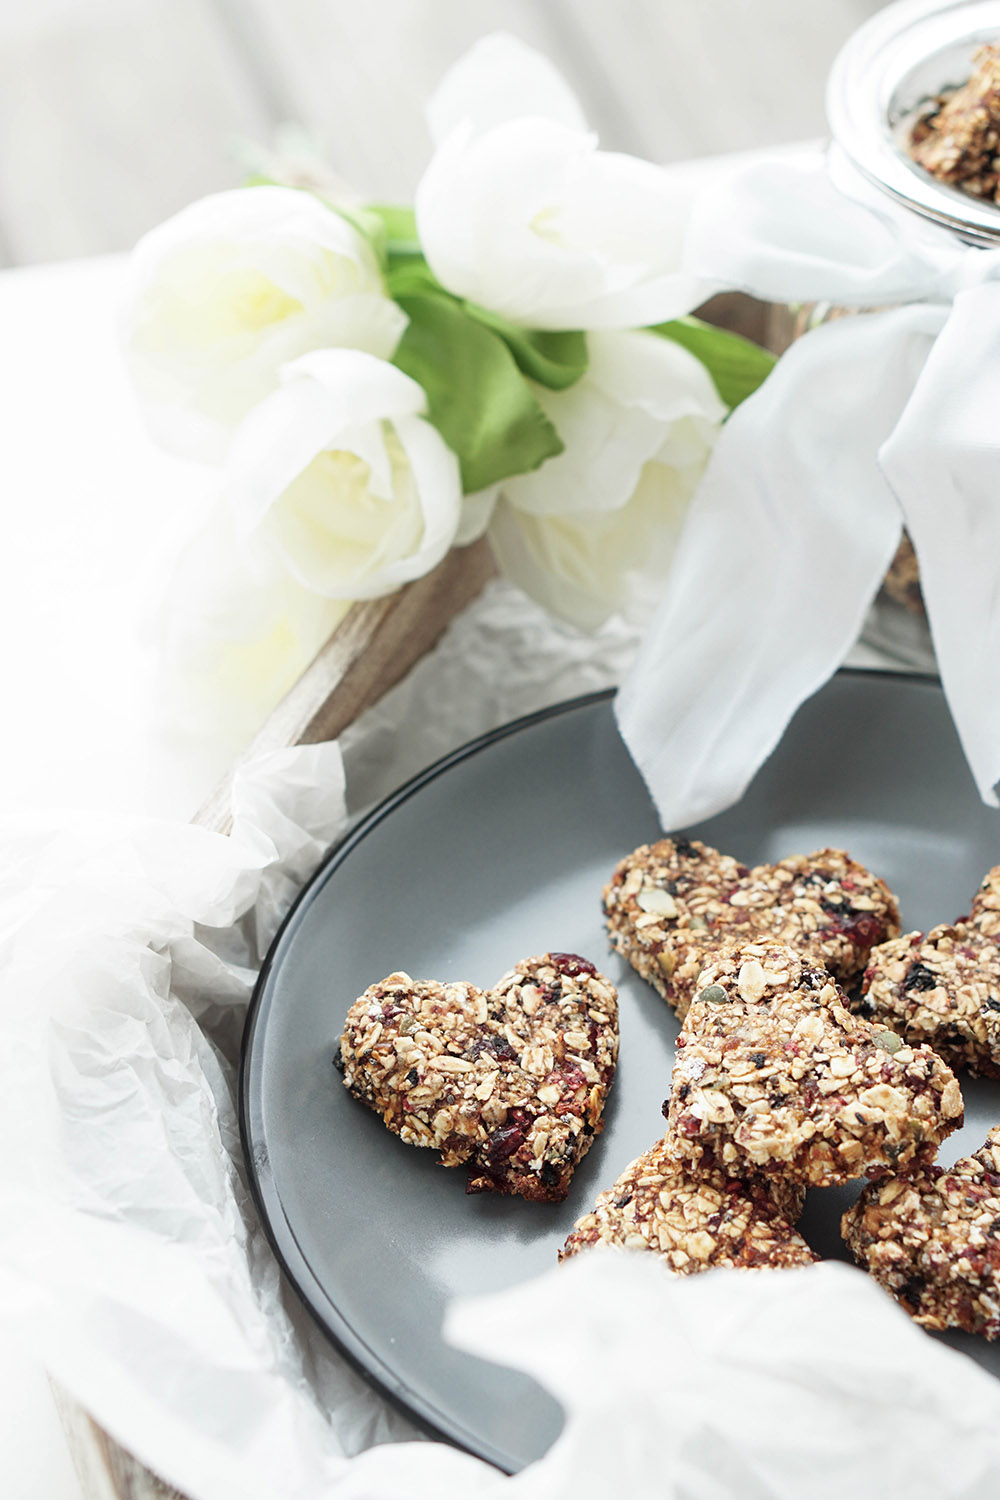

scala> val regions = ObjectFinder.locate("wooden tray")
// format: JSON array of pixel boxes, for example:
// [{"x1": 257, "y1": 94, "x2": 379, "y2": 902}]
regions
[{"x1": 57, "y1": 291, "x2": 787, "y2": 1500}]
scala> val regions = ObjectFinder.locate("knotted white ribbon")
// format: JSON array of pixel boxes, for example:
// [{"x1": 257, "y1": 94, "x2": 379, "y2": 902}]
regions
[{"x1": 617, "y1": 145, "x2": 1000, "y2": 828}]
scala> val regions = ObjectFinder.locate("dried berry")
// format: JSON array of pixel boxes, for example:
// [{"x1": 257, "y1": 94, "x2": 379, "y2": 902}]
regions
[
  {"x1": 903, "y1": 963, "x2": 939, "y2": 993},
  {"x1": 488, "y1": 1123, "x2": 525, "y2": 1164},
  {"x1": 549, "y1": 953, "x2": 597, "y2": 977}
]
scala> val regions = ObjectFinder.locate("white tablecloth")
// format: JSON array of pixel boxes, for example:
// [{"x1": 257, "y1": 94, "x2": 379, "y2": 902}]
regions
[{"x1": 0, "y1": 256, "x2": 220, "y2": 823}]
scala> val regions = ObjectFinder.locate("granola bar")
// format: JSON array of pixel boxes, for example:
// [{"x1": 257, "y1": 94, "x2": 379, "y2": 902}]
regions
[
  {"x1": 883, "y1": 532, "x2": 925, "y2": 616},
  {"x1": 560, "y1": 1134, "x2": 814, "y2": 1272},
  {"x1": 862, "y1": 865, "x2": 1000, "y2": 1077},
  {"x1": 843, "y1": 1127, "x2": 1000, "y2": 1337},
  {"x1": 969, "y1": 864, "x2": 1000, "y2": 938},
  {"x1": 909, "y1": 43, "x2": 1000, "y2": 202},
  {"x1": 862, "y1": 926, "x2": 1000, "y2": 1079},
  {"x1": 338, "y1": 953, "x2": 618, "y2": 1202},
  {"x1": 663, "y1": 942, "x2": 963, "y2": 1188},
  {"x1": 604, "y1": 838, "x2": 900, "y2": 1020}
]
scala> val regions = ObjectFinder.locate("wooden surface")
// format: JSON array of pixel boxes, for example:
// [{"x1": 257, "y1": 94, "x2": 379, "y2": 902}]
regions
[
  {"x1": 9, "y1": 2, "x2": 892, "y2": 1496},
  {"x1": 0, "y1": 0, "x2": 889, "y2": 267},
  {"x1": 57, "y1": 286, "x2": 793, "y2": 1500},
  {"x1": 49, "y1": 1387, "x2": 182, "y2": 1500}
]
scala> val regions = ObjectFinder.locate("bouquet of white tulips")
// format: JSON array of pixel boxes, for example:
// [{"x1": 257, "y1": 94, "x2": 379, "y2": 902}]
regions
[{"x1": 125, "y1": 34, "x2": 773, "y2": 751}]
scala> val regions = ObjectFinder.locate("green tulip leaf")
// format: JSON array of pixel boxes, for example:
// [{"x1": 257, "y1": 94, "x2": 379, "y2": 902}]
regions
[
  {"x1": 392, "y1": 291, "x2": 564, "y2": 493},
  {"x1": 463, "y1": 304, "x2": 588, "y2": 391},
  {"x1": 650, "y1": 316, "x2": 776, "y2": 410}
]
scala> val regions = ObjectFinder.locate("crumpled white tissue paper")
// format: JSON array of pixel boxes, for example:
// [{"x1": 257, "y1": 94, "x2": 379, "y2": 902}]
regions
[
  {"x1": 618, "y1": 144, "x2": 1000, "y2": 830},
  {"x1": 5, "y1": 578, "x2": 1000, "y2": 1500}
]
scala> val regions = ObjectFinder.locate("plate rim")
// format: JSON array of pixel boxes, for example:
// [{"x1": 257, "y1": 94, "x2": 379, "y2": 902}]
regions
[
  {"x1": 239, "y1": 687, "x2": 618, "y2": 1470},
  {"x1": 238, "y1": 667, "x2": 939, "y2": 1470}
]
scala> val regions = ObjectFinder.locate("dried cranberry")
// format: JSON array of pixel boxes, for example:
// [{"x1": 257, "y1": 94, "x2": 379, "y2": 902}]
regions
[
  {"x1": 841, "y1": 913, "x2": 886, "y2": 949},
  {"x1": 559, "y1": 1063, "x2": 586, "y2": 1094},
  {"x1": 488, "y1": 1123, "x2": 525, "y2": 1164},
  {"x1": 549, "y1": 953, "x2": 596, "y2": 977},
  {"x1": 467, "y1": 1034, "x2": 517, "y2": 1063}
]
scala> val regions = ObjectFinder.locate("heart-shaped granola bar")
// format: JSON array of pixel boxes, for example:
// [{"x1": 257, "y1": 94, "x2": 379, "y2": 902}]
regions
[
  {"x1": 338, "y1": 953, "x2": 618, "y2": 1202},
  {"x1": 843, "y1": 1127, "x2": 1000, "y2": 1337},
  {"x1": 604, "y1": 838, "x2": 900, "y2": 1020},
  {"x1": 863, "y1": 865, "x2": 1000, "y2": 1077},
  {"x1": 663, "y1": 941, "x2": 963, "y2": 1187},
  {"x1": 560, "y1": 1133, "x2": 814, "y2": 1273}
]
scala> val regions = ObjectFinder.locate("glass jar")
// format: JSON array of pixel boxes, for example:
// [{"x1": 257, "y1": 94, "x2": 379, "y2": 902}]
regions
[
  {"x1": 828, "y1": 0, "x2": 1000, "y2": 247},
  {"x1": 817, "y1": 0, "x2": 1000, "y2": 670}
]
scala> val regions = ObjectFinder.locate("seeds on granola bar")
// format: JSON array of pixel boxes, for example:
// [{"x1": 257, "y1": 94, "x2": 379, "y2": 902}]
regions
[
  {"x1": 663, "y1": 942, "x2": 963, "y2": 1188},
  {"x1": 863, "y1": 865, "x2": 1000, "y2": 1077},
  {"x1": 604, "y1": 837, "x2": 899, "y2": 1020},
  {"x1": 560, "y1": 1133, "x2": 814, "y2": 1273},
  {"x1": 843, "y1": 1126, "x2": 1000, "y2": 1338},
  {"x1": 338, "y1": 953, "x2": 618, "y2": 1203}
]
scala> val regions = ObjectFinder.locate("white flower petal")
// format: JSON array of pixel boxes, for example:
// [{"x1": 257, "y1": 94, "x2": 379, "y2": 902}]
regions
[
  {"x1": 416, "y1": 117, "x2": 712, "y2": 331},
  {"x1": 505, "y1": 330, "x2": 725, "y2": 517},
  {"x1": 224, "y1": 351, "x2": 462, "y2": 601},
  {"x1": 427, "y1": 32, "x2": 587, "y2": 146},
  {"x1": 157, "y1": 502, "x2": 350, "y2": 756},
  {"x1": 280, "y1": 348, "x2": 428, "y2": 422},
  {"x1": 125, "y1": 186, "x2": 407, "y2": 462},
  {"x1": 359, "y1": 413, "x2": 463, "y2": 594},
  {"x1": 454, "y1": 485, "x2": 500, "y2": 545},
  {"x1": 489, "y1": 448, "x2": 706, "y2": 632},
  {"x1": 224, "y1": 378, "x2": 339, "y2": 534}
]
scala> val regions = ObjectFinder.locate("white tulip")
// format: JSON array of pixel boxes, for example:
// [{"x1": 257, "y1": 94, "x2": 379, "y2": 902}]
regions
[
  {"x1": 415, "y1": 34, "x2": 712, "y2": 330},
  {"x1": 224, "y1": 348, "x2": 463, "y2": 600},
  {"x1": 125, "y1": 186, "x2": 407, "y2": 461},
  {"x1": 157, "y1": 503, "x2": 351, "y2": 769},
  {"x1": 484, "y1": 330, "x2": 726, "y2": 630}
]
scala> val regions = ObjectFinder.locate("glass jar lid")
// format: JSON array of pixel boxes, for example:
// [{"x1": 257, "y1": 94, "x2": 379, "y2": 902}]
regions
[{"x1": 828, "y1": 0, "x2": 1000, "y2": 245}]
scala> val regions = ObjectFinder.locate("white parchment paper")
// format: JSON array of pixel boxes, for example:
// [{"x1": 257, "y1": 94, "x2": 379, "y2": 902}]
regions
[{"x1": 4, "y1": 580, "x2": 1000, "y2": 1500}]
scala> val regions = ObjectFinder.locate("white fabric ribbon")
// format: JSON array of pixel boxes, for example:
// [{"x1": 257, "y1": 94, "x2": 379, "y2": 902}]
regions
[{"x1": 617, "y1": 146, "x2": 1000, "y2": 827}]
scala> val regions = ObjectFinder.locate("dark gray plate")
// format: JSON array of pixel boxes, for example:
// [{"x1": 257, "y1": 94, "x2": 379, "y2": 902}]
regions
[{"x1": 241, "y1": 671, "x2": 1000, "y2": 1473}]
